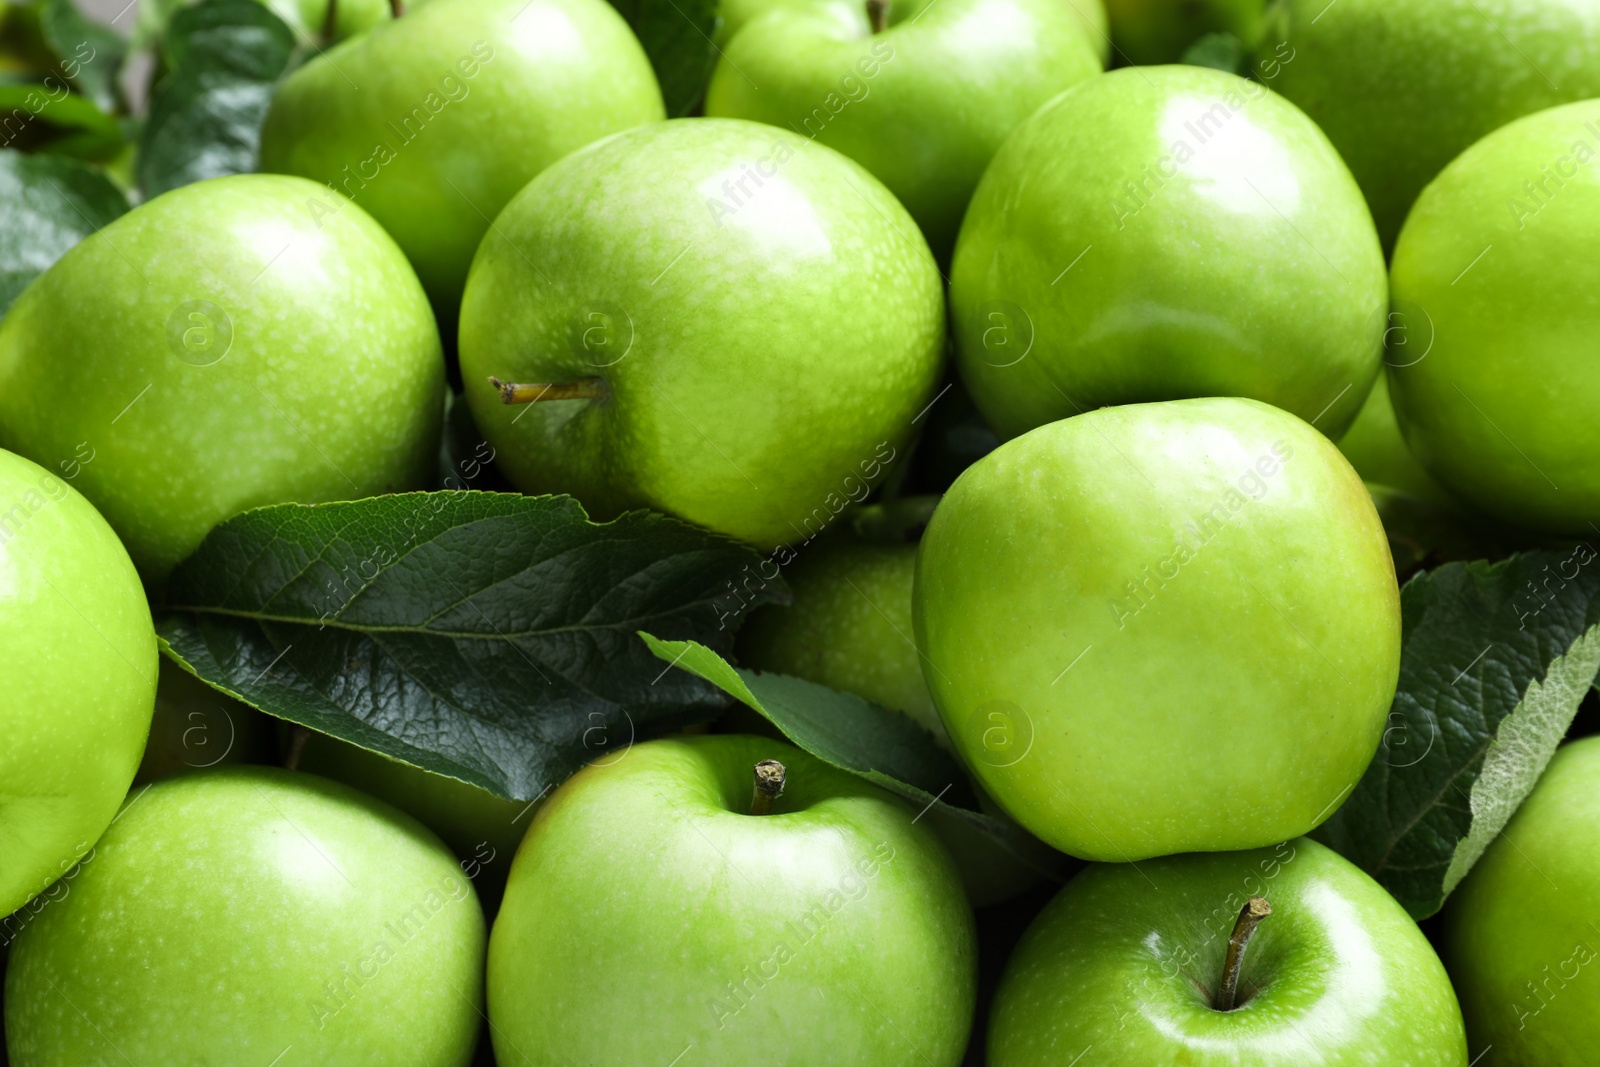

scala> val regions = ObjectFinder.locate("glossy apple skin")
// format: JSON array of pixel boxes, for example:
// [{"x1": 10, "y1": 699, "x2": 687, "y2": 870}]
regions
[
  {"x1": 1335, "y1": 371, "x2": 1456, "y2": 507},
  {"x1": 458, "y1": 118, "x2": 945, "y2": 549},
  {"x1": 950, "y1": 65, "x2": 1386, "y2": 443},
  {"x1": 717, "y1": 0, "x2": 1111, "y2": 59},
  {"x1": 1104, "y1": 0, "x2": 1265, "y2": 64},
  {"x1": 737, "y1": 521, "x2": 1059, "y2": 906},
  {"x1": 1443, "y1": 737, "x2": 1600, "y2": 1063},
  {"x1": 487, "y1": 734, "x2": 977, "y2": 1064},
  {"x1": 1389, "y1": 100, "x2": 1600, "y2": 534},
  {"x1": 705, "y1": 0, "x2": 1101, "y2": 259},
  {"x1": 4, "y1": 767, "x2": 486, "y2": 1065},
  {"x1": 0, "y1": 450, "x2": 156, "y2": 918},
  {"x1": 914, "y1": 397, "x2": 1400, "y2": 861},
  {"x1": 1267, "y1": 0, "x2": 1600, "y2": 250},
  {"x1": 259, "y1": 0, "x2": 665, "y2": 323},
  {"x1": 0, "y1": 173, "x2": 444, "y2": 581},
  {"x1": 989, "y1": 839, "x2": 1468, "y2": 1065}
]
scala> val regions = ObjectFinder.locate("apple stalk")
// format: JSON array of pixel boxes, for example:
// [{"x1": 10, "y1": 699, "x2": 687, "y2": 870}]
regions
[
  {"x1": 866, "y1": 0, "x2": 890, "y2": 33},
  {"x1": 490, "y1": 377, "x2": 608, "y2": 404},
  {"x1": 750, "y1": 759, "x2": 786, "y2": 815},
  {"x1": 1214, "y1": 896, "x2": 1271, "y2": 1012}
]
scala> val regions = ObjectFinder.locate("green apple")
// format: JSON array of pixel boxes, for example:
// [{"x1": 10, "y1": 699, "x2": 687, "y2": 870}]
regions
[
  {"x1": 259, "y1": 0, "x2": 665, "y2": 326},
  {"x1": 914, "y1": 397, "x2": 1400, "y2": 861},
  {"x1": 717, "y1": 0, "x2": 1111, "y2": 58},
  {"x1": 1104, "y1": 0, "x2": 1266, "y2": 64},
  {"x1": 134, "y1": 658, "x2": 275, "y2": 784},
  {"x1": 297, "y1": 730, "x2": 534, "y2": 867},
  {"x1": 1442, "y1": 736, "x2": 1600, "y2": 1063},
  {"x1": 458, "y1": 118, "x2": 945, "y2": 549},
  {"x1": 737, "y1": 500, "x2": 1060, "y2": 906},
  {"x1": 1389, "y1": 99, "x2": 1600, "y2": 534},
  {"x1": 950, "y1": 64, "x2": 1386, "y2": 442},
  {"x1": 1335, "y1": 371, "x2": 1456, "y2": 507},
  {"x1": 4, "y1": 766, "x2": 485, "y2": 1064},
  {"x1": 989, "y1": 838, "x2": 1467, "y2": 1064},
  {"x1": 1266, "y1": 0, "x2": 1600, "y2": 249},
  {"x1": 705, "y1": 0, "x2": 1101, "y2": 259},
  {"x1": 0, "y1": 173, "x2": 444, "y2": 581},
  {"x1": 487, "y1": 734, "x2": 977, "y2": 1063},
  {"x1": 0, "y1": 450, "x2": 156, "y2": 918}
]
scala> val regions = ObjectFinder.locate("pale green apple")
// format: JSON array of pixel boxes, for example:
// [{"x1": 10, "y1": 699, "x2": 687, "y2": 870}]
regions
[
  {"x1": 950, "y1": 64, "x2": 1386, "y2": 442},
  {"x1": 705, "y1": 0, "x2": 1101, "y2": 258},
  {"x1": 487, "y1": 734, "x2": 977, "y2": 1063},
  {"x1": 259, "y1": 0, "x2": 665, "y2": 325},
  {"x1": 717, "y1": 0, "x2": 1111, "y2": 59},
  {"x1": 1266, "y1": 0, "x2": 1600, "y2": 249},
  {"x1": 298, "y1": 730, "x2": 533, "y2": 866},
  {"x1": 0, "y1": 173, "x2": 444, "y2": 581},
  {"x1": 1443, "y1": 736, "x2": 1600, "y2": 1064},
  {"x1": 737, "y1": 503, "x2": 1060, "y2": 906},
  {"x1": 914, "y1": 397, "x2": 1400, "y2": 861},
  {"x1": 134, "y1": 658, "x2": 274, "y2": 784},
  {"x1": 1104, "y1": 0, "x2": 1266, "y2": 64},
  {"x1": 1389, "y1": 99, "x2": 1600, "y2": 534},
  {"x1": 990, "y1": 838, "x2": 1467, "y2": 1064},
  {"x1": 4, "y1": 767, "x2": 486, "y2": 1065},
  {"x1": 458, "y1": 118, "x2": 946, "y2": 549},
  {"x1": 0, "y1": 449, "x2": 156, "y2": 918}
]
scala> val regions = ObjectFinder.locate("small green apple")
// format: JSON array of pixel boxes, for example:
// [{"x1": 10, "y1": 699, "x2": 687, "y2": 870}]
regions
[
  {"x1": 1103, "y1": 0, "x2": 1266, "y2": 64},
  {"x1": 1443, "y1": 736, "x2": 1600, "y2": 1063},
  {"x1": 134, "y1": 659, "x2": 275, "y2": 784},
  {"x1": 737, "y1": 500, "x2": 1060, "y2": 906},
  {"x1": 259, "y1": 0, "x2": 665, "y2": 325},
  {"x1": 950, "y1": 64, "x2": 1386, "y2": 442},
  {"x1": 705, "y1": 0, "x2": 1101, "y2": 258},
  {"x1": 0, "y1": 449, "x2": 156, "y2": 919},
  {"x1": 0, "y1": 173, "x2": 444, "y2": 581},
  {"x1": 4, "y1": 767, "x2": 486, "y2": 1065},
  {"x1": 989, "y1": 838, "x2": 1467, "y2": 1064},
  {"x1": 914, "y1": 397, "x2": 1400, "y2": 861},
  {"x1": 487, "y1": 734, "x2": 977, "y2": 1063},
  {"x1": 1266, "y1": 0, "x2": 1600, "y2": 249},
  {"x1": 297, "y1": 730, "x2": 534, "y2": 867},
  {"x1": 1389, "y1": 99, "x2": 1600, "y2": 534},
  {"x1": 458, "y1": 118, "x2": 946, "y2": 549}
]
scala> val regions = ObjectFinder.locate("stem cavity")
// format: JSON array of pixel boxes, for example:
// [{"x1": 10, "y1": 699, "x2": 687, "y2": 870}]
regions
[
  {"x1": 749, "y1": 760, "x2": 786, "y2": 815},
  {"x1": 1214, "y1": 896, "x2": 1271, "y2": 1012},
  {"x1": 489, "y1": 376, "x2": 608, "y2": 404}
]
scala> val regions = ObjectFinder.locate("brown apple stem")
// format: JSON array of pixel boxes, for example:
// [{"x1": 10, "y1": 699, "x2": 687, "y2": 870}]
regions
[
  {"x1": 749, "y1": 759, "x2": 787, "y2": 815},
  {"x1": 1214, "y1": 896, "x2": 1271, "y2": 1011},
  {"x1": 321, "y1": 0, "x2": 338, "y2": 39},
  {"x1": 389, "y1": 0, "x2": 405, "y2": 17},
  {"x1": 284, "y1": 725, "x2": 310, "y2": 772},
  {"x1": 489, "y1": 377, "x2": 608, "y2": 404},
  {"x1": 866, "y1": 0, "x2": 890, "y2": 32}
]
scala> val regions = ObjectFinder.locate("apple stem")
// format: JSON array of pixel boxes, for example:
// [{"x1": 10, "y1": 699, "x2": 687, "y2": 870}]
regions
[
  {"x1": 489, "y1": 376, "x2": 608, "y2": 404},
  {"x1": 389, "y1": 0, "x2": 405, "y2": 16},
  {"x1": 749, "y1": 759, "x2": 787, "y2": 815},
  {"x1": 866, "y1": 0, "x2": 890, "y2": 32},
  {"x1": 321, "y1": 0, "x2": 338, "y2": 39},
  {"x1": 1213, "y1": 896, "x2": 1271, "y2": 1011},
  {"x1": 284, "y1": 725, "x2": 310, "y2": 772}
]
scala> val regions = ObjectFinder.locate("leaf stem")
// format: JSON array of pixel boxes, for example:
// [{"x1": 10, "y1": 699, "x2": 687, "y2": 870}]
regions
[
  {"x1": 1214, "y1": 896, "x2": 1271, "y2": 1011},
  {"x1": 750, "y1": 759, "x2": 786, "y2": 815},
  {"x1": 284, "y1": 725, "x2": 310, "y2": 772},
  {"x1": 489, "y1": 377, "x2": 608, "y2": 404}
]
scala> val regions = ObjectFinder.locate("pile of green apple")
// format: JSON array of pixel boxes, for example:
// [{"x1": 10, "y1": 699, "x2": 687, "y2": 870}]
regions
[{"x1": 4, "y1": 0, "x2": 1600, "y2": 1061}]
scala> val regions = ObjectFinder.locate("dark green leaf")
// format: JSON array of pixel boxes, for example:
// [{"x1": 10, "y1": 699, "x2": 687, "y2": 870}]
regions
[
  {"x1": 0, "y1": 148, "x2": 128, "y2": 314},
  {"x1": 1314, "y1": 546, "x2": 1600, "y2": 918},
  {"x1": 38, "y1": 0, "x2": 128, "y2": 112},
  {"x1": 607, "y1": 0, "x2": 719, "y2": 118},
  {"x1": 1180, "y1": 31, "x2": 1247, "y2": 75},
  {"x1": 137, "y1": 0, "x2": 295, "y2": 197},
  {"x1": 157, "y1": 492, "x2": 788, "y2": 801},
  {"x1": 640, "y1": 635, "x2": 1062, "y2": 879},
  {"x1": 0, "y1": 84, "x2": 124, "y2": 161}
]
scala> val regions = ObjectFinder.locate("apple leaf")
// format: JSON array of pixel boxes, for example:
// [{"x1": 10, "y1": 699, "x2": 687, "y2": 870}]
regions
[
  {"x1": 0, "y1": 150, "x2": 129, "y2": 315},
  {"x1": 0, "y1": 85, "x2": 125, "y2": 162},
  {"x1": 37, "y1": 0, "x2": 129, "y2": 113},
  {"x1": 136, "y1": 0, "x2": 296, "y2": 197},
  {"x1": 606, "y1": 0, "x2": 719, "y2": 118},
  {"x1": 1314, "y1": 546, "x2": 1600, "y2": 919},
  {"x1": 156, "y1": 492, "x2": 787, "y2": 801},
  {"x1": 640, "y1": 635, "x2": 1063, "y2": 878}
]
